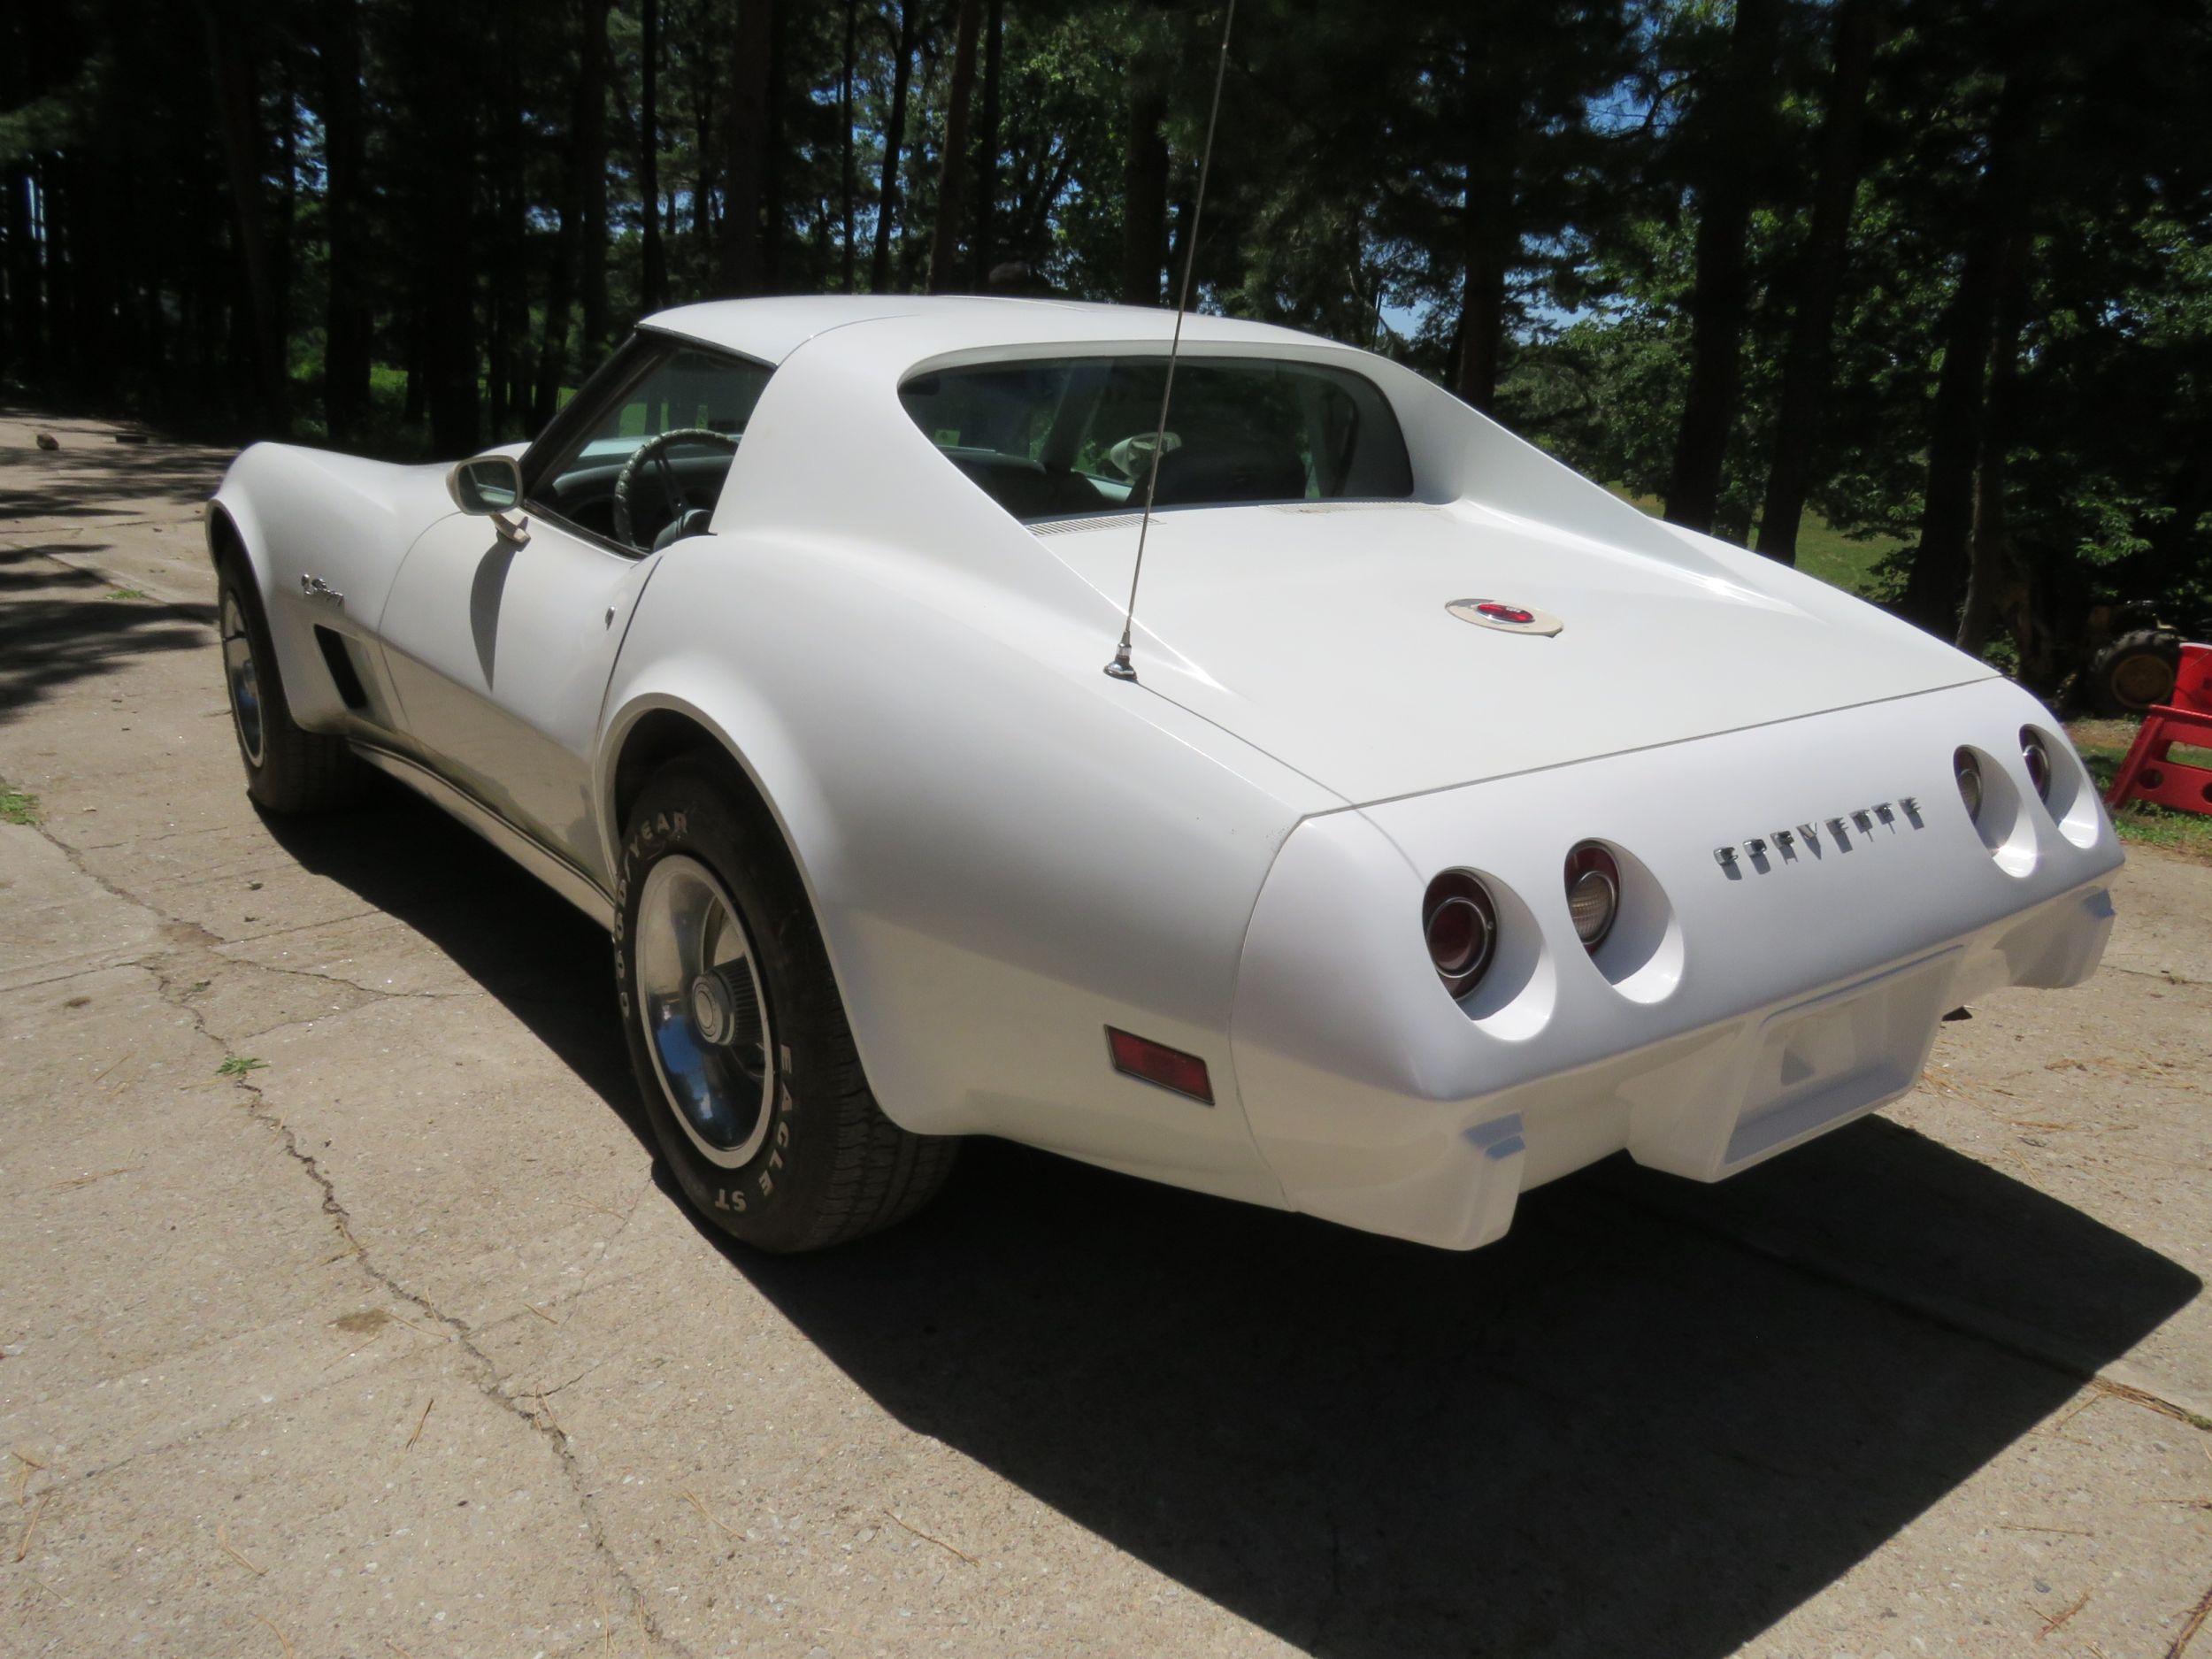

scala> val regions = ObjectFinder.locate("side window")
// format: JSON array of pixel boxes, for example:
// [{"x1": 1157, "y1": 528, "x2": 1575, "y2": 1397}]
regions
[{"x1": 534, "y1": 346, "x2": 772, "y2": 551}]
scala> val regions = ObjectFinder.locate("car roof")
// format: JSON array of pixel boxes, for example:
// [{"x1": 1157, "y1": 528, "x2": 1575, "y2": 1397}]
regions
[{"x1": 638, "y1": 294, "x2": 1325, "y2": 366}]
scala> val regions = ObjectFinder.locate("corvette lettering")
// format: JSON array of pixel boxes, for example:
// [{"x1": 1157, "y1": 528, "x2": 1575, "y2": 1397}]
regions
[{"x1": 1714, "y1": 796, "x2": 1922, "y2": 874}]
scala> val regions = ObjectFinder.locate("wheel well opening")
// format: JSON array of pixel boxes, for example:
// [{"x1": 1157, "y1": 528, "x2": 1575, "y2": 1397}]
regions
[
  {"x1": 208, "y1": 504, "x2": 245, "y2": 569},
  {"x1": 611, "y1": 710, "x2": 777, "y2": 843}
]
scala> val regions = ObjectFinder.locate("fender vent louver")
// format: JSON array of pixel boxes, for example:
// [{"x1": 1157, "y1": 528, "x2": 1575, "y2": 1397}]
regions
[
  {"x1": 1030, "y1": 512, "x2": 1147, "y2": 537},
  {"x1": 313, "y1": 625, "x2": 370, "y2": 710}
]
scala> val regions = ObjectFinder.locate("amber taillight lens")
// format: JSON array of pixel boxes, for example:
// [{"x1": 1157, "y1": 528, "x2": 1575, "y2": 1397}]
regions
[
  {"x1": 1564, "y1": 842, "x2": 1620, "y2": 951},
  {"x1": 1424, "y1": 871, "x2": 1497, "y2": 996}
]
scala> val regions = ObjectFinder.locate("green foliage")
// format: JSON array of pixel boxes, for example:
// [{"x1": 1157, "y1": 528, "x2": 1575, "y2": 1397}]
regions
[
  {"x1": 0, "y1": 786, "x2": 38, "y2": 826},
  {"x1": 216, "y1": 1055, "x2": 268, "y2": 1079},
  {"x1": 1, "y1": 0, "x2": 2205, "y2": 677}
]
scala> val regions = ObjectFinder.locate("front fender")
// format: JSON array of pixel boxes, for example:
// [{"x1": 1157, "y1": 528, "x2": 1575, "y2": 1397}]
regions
[{"x1": 211, "y1": 442, "x2": 453, "y2": 730}]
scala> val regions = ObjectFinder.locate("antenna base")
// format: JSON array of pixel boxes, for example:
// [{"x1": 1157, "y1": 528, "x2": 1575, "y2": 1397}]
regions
[{"x1": 1103, "y1": 657, "x2": 1138, "y2": 682}]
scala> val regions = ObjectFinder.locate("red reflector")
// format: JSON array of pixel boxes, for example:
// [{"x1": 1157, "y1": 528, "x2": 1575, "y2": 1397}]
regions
[{"x1": 1106, "y1": 1027, "x2": 1214, "y2": 1104}]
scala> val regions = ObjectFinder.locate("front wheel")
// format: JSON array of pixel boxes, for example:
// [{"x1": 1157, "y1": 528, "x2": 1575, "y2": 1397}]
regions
[
  {"x1": 613, "y1": 757, "x2": 956, "y2": 1251},
  {"x1": 217, "y1": 557, "x2": 367, "y2": 813}
]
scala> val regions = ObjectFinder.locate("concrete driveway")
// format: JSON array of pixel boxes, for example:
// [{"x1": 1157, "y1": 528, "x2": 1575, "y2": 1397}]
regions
[{"x1": 3, "y1": 410, "x2": 2208, "y2": 1659}]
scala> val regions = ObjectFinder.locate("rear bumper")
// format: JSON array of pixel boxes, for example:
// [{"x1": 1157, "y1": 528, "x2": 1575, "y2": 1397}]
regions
[{"x1": 1228, "y1": 677, "x2": 2123, "y2": 1250}]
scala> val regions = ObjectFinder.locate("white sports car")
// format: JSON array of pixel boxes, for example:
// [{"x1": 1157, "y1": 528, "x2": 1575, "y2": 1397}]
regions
[{"x1": 210, "y1": 296, "x2": 2122, "y2": 1252}]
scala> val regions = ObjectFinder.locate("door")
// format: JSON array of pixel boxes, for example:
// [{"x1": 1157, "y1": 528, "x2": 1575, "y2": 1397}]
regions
[{"x1": 377, "y1": 336, "x2": 771, "y2": 889}]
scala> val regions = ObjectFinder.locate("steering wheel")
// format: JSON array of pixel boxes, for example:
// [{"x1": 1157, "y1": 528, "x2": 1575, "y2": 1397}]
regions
[{"x1": 611, "y1": 427, "x2": 741, "y2": 549}]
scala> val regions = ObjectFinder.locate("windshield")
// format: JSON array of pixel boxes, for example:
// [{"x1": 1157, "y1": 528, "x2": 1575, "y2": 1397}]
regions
[{"x1": 899, "y1": 356, "x2": 1415, "y2": 523}]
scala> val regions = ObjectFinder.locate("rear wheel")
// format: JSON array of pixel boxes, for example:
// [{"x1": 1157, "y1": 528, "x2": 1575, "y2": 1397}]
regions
[
  {"x1": 217, "y1": 559, "x2": 367, "y2": 812},
  {"x1": 614, "y1": 756, "x2": 956, "y2": 1251}
]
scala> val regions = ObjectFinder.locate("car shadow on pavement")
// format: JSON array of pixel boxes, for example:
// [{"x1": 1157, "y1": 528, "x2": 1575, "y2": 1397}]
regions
[
  {"x1": 269, "y1": 784, "x2": 2200, "y2": 1659},
  {"x1": 258, "y1": 783, "x2": 641, "y2": 1119}
]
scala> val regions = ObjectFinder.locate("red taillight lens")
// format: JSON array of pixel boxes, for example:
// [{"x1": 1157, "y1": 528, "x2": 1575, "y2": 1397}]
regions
[
  {"x1": 2020, "y1": 727, "x2": 2052, "y2": 803},
  {"x1": 1955, "y1": 748, "x2": 1984, "y2": 823},
  {"x1": 1423, "y1": 871, "x2": 1497, "y2": 995},
  {"x1": 1563, "y1": 841, "x2": 1620, "y2": 952},
  {"x1": 1106, "y1": 1027, "x2": 1214, "y2": 1103}
]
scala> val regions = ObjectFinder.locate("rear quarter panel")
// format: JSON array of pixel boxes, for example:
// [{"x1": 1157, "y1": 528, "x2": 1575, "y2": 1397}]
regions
[{"x1": 598, "y1": 526, "x2": 1340, "y2": 1206}]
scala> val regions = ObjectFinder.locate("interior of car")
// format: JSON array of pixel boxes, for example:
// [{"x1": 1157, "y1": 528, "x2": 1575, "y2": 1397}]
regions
[
  {"x1": 531, "y1": 345, "x2": 771, "y2": 552},
  {"x1": 900, "y1": 355, "x2": 1415, "y2": 524}
]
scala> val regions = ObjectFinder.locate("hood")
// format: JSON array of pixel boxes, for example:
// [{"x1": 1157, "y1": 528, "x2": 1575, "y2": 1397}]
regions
[{"x1": 1038, "y1": 499, "x2": 1988, "y2": 807}]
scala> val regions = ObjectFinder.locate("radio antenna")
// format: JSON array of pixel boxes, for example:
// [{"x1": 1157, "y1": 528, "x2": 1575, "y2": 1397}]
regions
[{"x1": 1104, "y1": 0, "x2": 1237, "y2": 683}]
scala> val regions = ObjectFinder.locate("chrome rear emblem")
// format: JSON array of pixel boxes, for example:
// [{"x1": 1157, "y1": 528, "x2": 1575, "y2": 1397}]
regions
[
  {"x1": 1448, "y1": 597, "x2": 1563, "y2": 636},
  {"x1": 1714, "y1": 797, "x2": 1925, "y2": 878}
]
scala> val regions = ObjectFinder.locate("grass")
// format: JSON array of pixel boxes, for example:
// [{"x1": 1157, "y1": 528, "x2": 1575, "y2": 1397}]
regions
[
  {"x1": 1609, "y1": 488, "x2": 1901, "y2": 601},
  {"x1": 216, "y1": 1055, "x2": 268, "y2": 1079},
  {"x1": 0, "y1": 786, "x2": 37, "y2": 826},
  {"x1": 1788, "y1": 517, "x2": 1901, "y2": 601},
  {"x1": 106, "y1": 587, "x2": 150, "y2": 601},
  {"x1": 2067, "y1": 718, "x2": 2212, "y2": 862}
]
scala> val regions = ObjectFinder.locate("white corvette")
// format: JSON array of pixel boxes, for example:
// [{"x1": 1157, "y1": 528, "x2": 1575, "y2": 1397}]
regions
[{"x1": 210, "y1": 296, "x2": 2122, "y2": 1252}]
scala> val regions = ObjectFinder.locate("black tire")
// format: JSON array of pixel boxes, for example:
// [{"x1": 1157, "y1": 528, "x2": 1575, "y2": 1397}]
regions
[
  {"x1": 216, "y1": 557, "x2": 369, "y2": 813},
  {"x1": 2085, "y1": 629, "x2": 2182, "y2": 715},
  {"x1": 613, "y1": 756, "x2": 957, "y2": 1252}
]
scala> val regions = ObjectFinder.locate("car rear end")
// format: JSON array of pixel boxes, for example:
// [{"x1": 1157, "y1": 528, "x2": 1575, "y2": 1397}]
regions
[{"x1": 1228, "y1": 674, "x2": 2121, "y2": 1250}]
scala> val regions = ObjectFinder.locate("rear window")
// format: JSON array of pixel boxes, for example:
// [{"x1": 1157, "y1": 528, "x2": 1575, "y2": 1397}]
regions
[{"x1": 899, "y1": 356, "x2": 1415, "y2": 522}]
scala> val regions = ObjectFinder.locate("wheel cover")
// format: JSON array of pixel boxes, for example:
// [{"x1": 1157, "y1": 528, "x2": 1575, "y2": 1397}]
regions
[
  {"x1": 2111, "y1": 652, "x2": 2174, "y2": 710},
  {"x1": 220, "y1": 592, "x2": 266, "y2": 767},
  {"x1": 633, "y1": 855, "x2": 776, "y2": 1168}
]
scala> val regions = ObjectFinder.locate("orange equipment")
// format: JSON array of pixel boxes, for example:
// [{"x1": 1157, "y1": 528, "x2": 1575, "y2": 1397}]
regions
[{"x1": 2104, "y1": 641, "x2": 2212, "y2": 816}]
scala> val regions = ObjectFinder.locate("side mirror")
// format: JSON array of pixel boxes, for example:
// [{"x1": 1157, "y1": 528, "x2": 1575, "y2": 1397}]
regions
[{"x1": 447, "y1": 455, "x2": 529, "y2": 542}]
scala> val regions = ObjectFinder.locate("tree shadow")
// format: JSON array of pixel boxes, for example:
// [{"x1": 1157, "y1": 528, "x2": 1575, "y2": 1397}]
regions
[
  {"x1": 0, "y1": 544, "x2": 216, "y2": 720},
  {"x1": 0, "y1": 419, "x2": 231, "y2": 517},
  {"x1": 266, "y1": 786, "x2": 2199, "y2": 1659}
]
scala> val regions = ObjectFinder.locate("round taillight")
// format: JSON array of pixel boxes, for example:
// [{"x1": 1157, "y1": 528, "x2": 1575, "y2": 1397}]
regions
[
  {"x1": 1563, "y1": 841, "x2": 1620, "y2": 952},
  {"x1": 2020, "y1": 727, "x2": 2052, "y2": 803},
  {"x1": 1423, "y1": 871, "x2": 1496, "y2": 995},
  {"x1": 1955, "y1": 748, "x2": 1984, "y2": 824}
]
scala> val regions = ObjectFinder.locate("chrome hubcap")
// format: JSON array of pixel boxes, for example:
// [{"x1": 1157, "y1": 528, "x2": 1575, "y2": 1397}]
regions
[
  {"x1": 220, "y1": 592, "x2": 265, "y2": 767},
  {"x1": 634, "y1": 856, "x2": 775, "y2": 1167}
]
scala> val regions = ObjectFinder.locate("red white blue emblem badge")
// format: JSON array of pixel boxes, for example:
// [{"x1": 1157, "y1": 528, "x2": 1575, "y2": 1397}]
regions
[{"x1": 1447, "y1": 597, "x2": 1563, "y2": 637}]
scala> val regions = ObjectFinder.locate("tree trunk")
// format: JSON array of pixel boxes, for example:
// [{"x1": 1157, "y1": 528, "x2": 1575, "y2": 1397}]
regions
[
  {"x1": 971, "y1": 0, "x2": 1002, "y2": 288},
  {"x1": 1120, "y1": 22, "x2": 1171, "y2": 307},
  {"x1": 871, "y1": 1, "x2": 918, "y2": 293},
  {"x1": 1900, "y1": 69, "x2": 2032, "y2": 633},
  {"x1": 1755, "y1": 0, "x2": 1881, "y2": 564},
  {"x1": 319, "y1": 0, "x2": 370, "y2": 441},
  {"x1": 413, "y1": 0, "x2": 478, "y2": 455},
  {"x1": 840, "y1": 0, "x2": 857, "y2": 292},
  {"x1": 762, "y1": 0, "x2": 784, "y2": 289},
  {"x1": 693, "y1": 31, "x2": 718, "y2": 250},
  {"x1": 202, "y1": 1, "x2": 289, "y2": 430},
  {"x1": 491, "y1": 0, "x2": 527, "y2": 431},
  {"x1": 1954, "y1": 231, "x2": 2030, "y2": 657},
  {"x1": 577, "y1": 0, "x2": 611, "y2": 352},
  {"x1": 1453, "y1": 36, "x2": 1516, "y2": 413},
  {"x1": 1663, "y1": 0, "x2": 1782, "y2": 534},
  {"x1": 640, "y1": 0, "x2": 665, "y2": 312},
  {"x1": 927, "y1": 0, "x2": 983, "y2": 293},
  {"x1": 535, "y1": 0, "x2": 601, "y2": 427},
  {"x1": 721, "y1": 0, "x2": 773, "y2": 294}
]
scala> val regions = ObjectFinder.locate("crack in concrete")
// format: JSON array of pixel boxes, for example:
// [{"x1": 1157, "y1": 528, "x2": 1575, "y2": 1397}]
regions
[
  {"x1": 2101, "y1": 963, "x2": 2209, "y2": 988},
  {"x1": 23, "y1": 816, "x2": 701, "y2": 1659}
]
